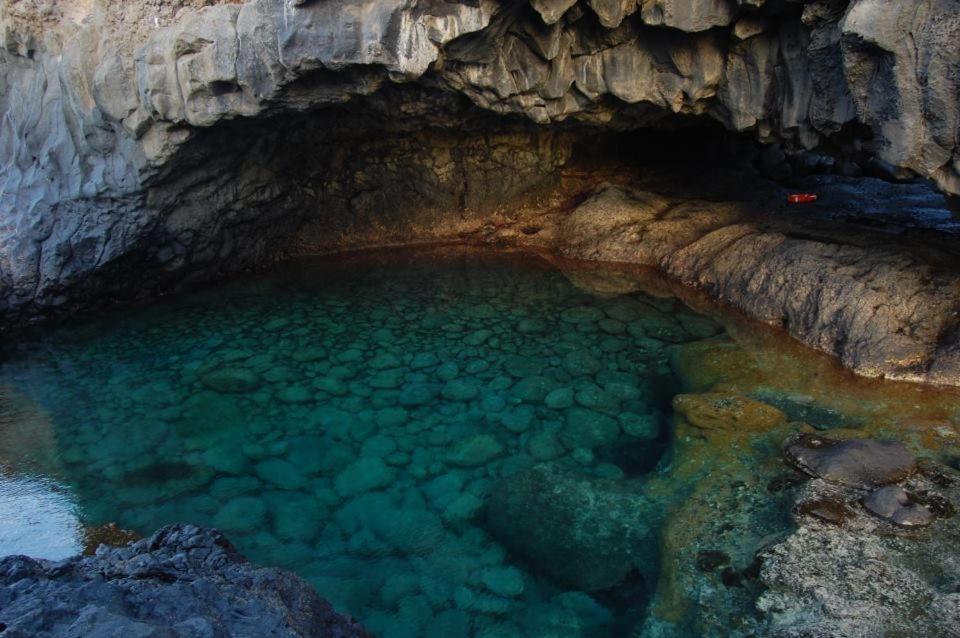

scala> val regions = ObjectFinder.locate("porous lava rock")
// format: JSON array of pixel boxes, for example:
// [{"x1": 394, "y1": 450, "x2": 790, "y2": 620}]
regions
[
  {"x1": 0, "y1": 523, "x2": 369, "y2": 638},
  {"x1": 758, "y1": 464, "x2": 960, "y2": 638}
]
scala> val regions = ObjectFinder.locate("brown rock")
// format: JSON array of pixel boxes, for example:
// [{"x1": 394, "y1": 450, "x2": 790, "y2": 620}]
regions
[{"x1": 673, "y1": 393, "x2": 786, "y2": 432}]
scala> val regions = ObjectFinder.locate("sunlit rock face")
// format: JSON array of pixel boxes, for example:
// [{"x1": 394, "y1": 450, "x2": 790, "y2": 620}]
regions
[{"x1": 0, "y1": 0, "x2": 959, "y2": 382}]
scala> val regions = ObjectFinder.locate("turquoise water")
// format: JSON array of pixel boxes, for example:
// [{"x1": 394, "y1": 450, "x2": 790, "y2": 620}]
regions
[{"x1": 0, "y1": 249, "x2": 735, "y2": 636}]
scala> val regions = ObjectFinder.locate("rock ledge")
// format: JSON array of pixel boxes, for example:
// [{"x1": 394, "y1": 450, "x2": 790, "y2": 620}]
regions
[{"x1": 0, "y1": 523, "x2": 369, "y2": 638}]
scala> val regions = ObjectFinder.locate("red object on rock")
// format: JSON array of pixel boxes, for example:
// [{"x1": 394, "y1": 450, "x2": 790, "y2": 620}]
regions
[{"x1": 787, "y1": 193, "x2": 818, "y2": 204}]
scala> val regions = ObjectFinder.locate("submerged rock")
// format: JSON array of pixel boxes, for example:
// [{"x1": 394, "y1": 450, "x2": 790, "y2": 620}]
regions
[
  {"x1": 560, "y1": 408, "x2": 620, "y2": 449},
  {"x1": 200, "y1": 367, "x2": 260, "y2": 393},
  {"x1": 485, "y1": 464, "x2": 654, "y2": 592},
  {"x1": 446, "y1": 434, "x2": 505, "y2": 467},
  {"x1": 479, "y1": 566, "x2": 525, "y2": 598},
  {"x1": 785, "y1": 434, "x2": 916, "y2": 489},
  {"x1": 0, "y1": 524, "x2": 369, "y2": 637},
  {"x1": 334, "y1": 458, "x2": 397, "y2": 498},
  {"x1": 673, "y1": 393, "x2": 786, "y2": 433}
]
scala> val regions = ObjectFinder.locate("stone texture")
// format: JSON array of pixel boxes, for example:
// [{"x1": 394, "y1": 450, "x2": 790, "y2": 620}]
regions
[
  {"x1": 785, "y1": 434, "x2": 916, "y2": 489},
  {"x1": 541, "y1": 185, "x2": 960, "y2": 386},
  {"x1": 756, "y1": 466, "x2": 960, "y2": 638},
  {"x1": 485, "y1": 463, "x2": 655, "y2": 591},
  {"x1": 1, "y1": 0, "x2": 959, "y2": 332},
  {"x1": 862, "y1": 484, "x2": 935, "y2": 528},
  {"x1": 0, "y1": 523, "x2": 369, "y2": 637}
]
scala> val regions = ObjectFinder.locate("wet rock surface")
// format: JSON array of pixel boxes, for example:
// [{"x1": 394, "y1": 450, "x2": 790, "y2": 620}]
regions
[
  {"x1": 861, "y1": 484, "x2": 934, "y2": 528},
  {"x1": 0, "y1": 523, "x2": 369, "y2": 638},
  {"x1": 759, "y1": 465, "x2": 960, "y2": 638},
  {"x1": 743, "y1": 431, "x2": 960, "y2": 638},
  {"x1": 534, "y1": 183, "x2": 960, "y2": 386},
  {"x1": 785, "y1": 433, "x2": 916, "y2": 489}
]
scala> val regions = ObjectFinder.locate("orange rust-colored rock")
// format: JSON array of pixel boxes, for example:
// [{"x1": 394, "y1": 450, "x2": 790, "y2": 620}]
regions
[{"x1": 672, "y1": 393, "x2": 787, "y2": 433}]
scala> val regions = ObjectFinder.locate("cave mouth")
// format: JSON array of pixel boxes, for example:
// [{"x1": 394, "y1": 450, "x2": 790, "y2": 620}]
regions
[
  {"x1": 3, "y1": 98, "x2": 960, "y2": 635},
  {"x1": 138, "y1": 80, "x2": 958, "y2": 305},
  {"x1": 18, "y1": 75, "x2": 956, "y2": 335}
]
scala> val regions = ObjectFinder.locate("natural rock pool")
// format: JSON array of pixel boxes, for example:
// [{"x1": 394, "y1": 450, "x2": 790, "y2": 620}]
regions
[{"x1": 2, "y1": 248, "x2": 959, "y2": 637}]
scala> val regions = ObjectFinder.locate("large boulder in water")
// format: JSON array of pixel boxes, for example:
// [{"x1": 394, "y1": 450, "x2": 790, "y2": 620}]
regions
[
  {"x1": 484, "y1": 464, "x2": 655, "y2": 592},
  {"x1": 0, "y1": 524, "x2": 369, "y2": 637}
]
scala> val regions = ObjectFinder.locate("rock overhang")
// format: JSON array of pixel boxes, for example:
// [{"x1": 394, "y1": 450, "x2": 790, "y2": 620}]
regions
[{"x1": 1, "y1": 0, "x2": 959, "y2": 387}]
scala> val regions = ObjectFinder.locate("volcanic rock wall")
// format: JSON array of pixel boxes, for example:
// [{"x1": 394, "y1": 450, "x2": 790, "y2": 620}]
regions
[{"x1": 0, "y1": 0, "x2": 958, "y2": 381}]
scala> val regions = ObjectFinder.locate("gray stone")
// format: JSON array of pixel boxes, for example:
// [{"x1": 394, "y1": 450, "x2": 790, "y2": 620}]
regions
[
  {"x1": 446, "y1": 434, "x2": 505, "y2": 467},
  {"x1": 442, "y1": 379, "x2": 480, "y2": 401},
  {"x1": 334, "y1": 457, "x2": 397, "y2": 498},
  {"x1": 0, "y1": 524, "x2": 368, "y2": 637},
  {"x1": 213, "y1": 496, "x2": 267, "y2": 533},
  {"x1": 201, "y1": 367, "x2": 260, "y2": 393},
  {"x1": 560, "y1": 408, "x2": 620, "y2": 449},
  {"x1": 786, "y1": 434, "x2": 916, "y2": 489},
  {"x1": 255, "y1": 458, "x2": 308, "y2": 490},
  {"x1": 862, "y1": 484, "x2": 934, "y2": 528},
  {"x1": 479, "y1": 566, "x2": 525, "y2": 597},
  {"x1": 544, "y1": 387, "x2": 575, "y2": 409},
  {"x1": 277, "y1": 386, "x2": 313, "y2": 404}
]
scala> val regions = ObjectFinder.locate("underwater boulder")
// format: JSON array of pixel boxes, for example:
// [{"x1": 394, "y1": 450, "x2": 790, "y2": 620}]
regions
[
  {"x1": 560, "y1": 408, "x2": 620, "y2": 449},
  {"x1": 673, "y1": 393, "x2": 786, "y2": 433},
  {"x1": 785, "y1": 434, "x2": 916, "y2": 489},
  {"x1": 446, "y1": 435, "x2": 505, "y2": 467},
  {"x1": 200, "y1": 367, "x2": 260, "y2": 393},
  {"x1": 484, "y1": 464, "x2": 655, "y2": 592}
]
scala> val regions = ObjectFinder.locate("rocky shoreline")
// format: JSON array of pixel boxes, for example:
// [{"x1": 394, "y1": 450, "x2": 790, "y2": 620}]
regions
[
  {"x1": 505, "y1": 177, "x2": 960, "y2": 386},
  {"x1": 0, "y1": 524, "x2": 370, "y2": 637}
]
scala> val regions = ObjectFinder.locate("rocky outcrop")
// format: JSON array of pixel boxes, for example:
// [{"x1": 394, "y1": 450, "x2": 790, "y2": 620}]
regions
[
  {"x1": 507, "y1": 183, "x2": 960, "y2": 386},
  {"x1": 1, "y1": 0, "x2": 959, "y2": 385},
  {"x1": 0, "y1": 523, "x2": 369, "y2": 637},
  {"x1": 757, "y1": 444, "x2": 960, "y2": 638}
]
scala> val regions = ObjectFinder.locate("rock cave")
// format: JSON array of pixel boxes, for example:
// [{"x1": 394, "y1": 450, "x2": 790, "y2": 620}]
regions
[{"x1": 1, "y1": 1, "x2": 959, "y2": 637}]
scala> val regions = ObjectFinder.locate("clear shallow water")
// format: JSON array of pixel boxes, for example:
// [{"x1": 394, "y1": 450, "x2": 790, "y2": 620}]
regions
[{"x1": 4, "y1": 248, "x2": 954, "y2": 637}]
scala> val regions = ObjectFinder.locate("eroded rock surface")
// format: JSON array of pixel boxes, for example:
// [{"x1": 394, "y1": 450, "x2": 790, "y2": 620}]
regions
[
  {"x1": 0, "y1": 523, "x2": 369, "y2": 637},
  {"x1": 528, "y1": 184, "x2": 960, "y2": 386},
  {"x1": 1, "y1": 0, "x2": 959, "y2": 335}
]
